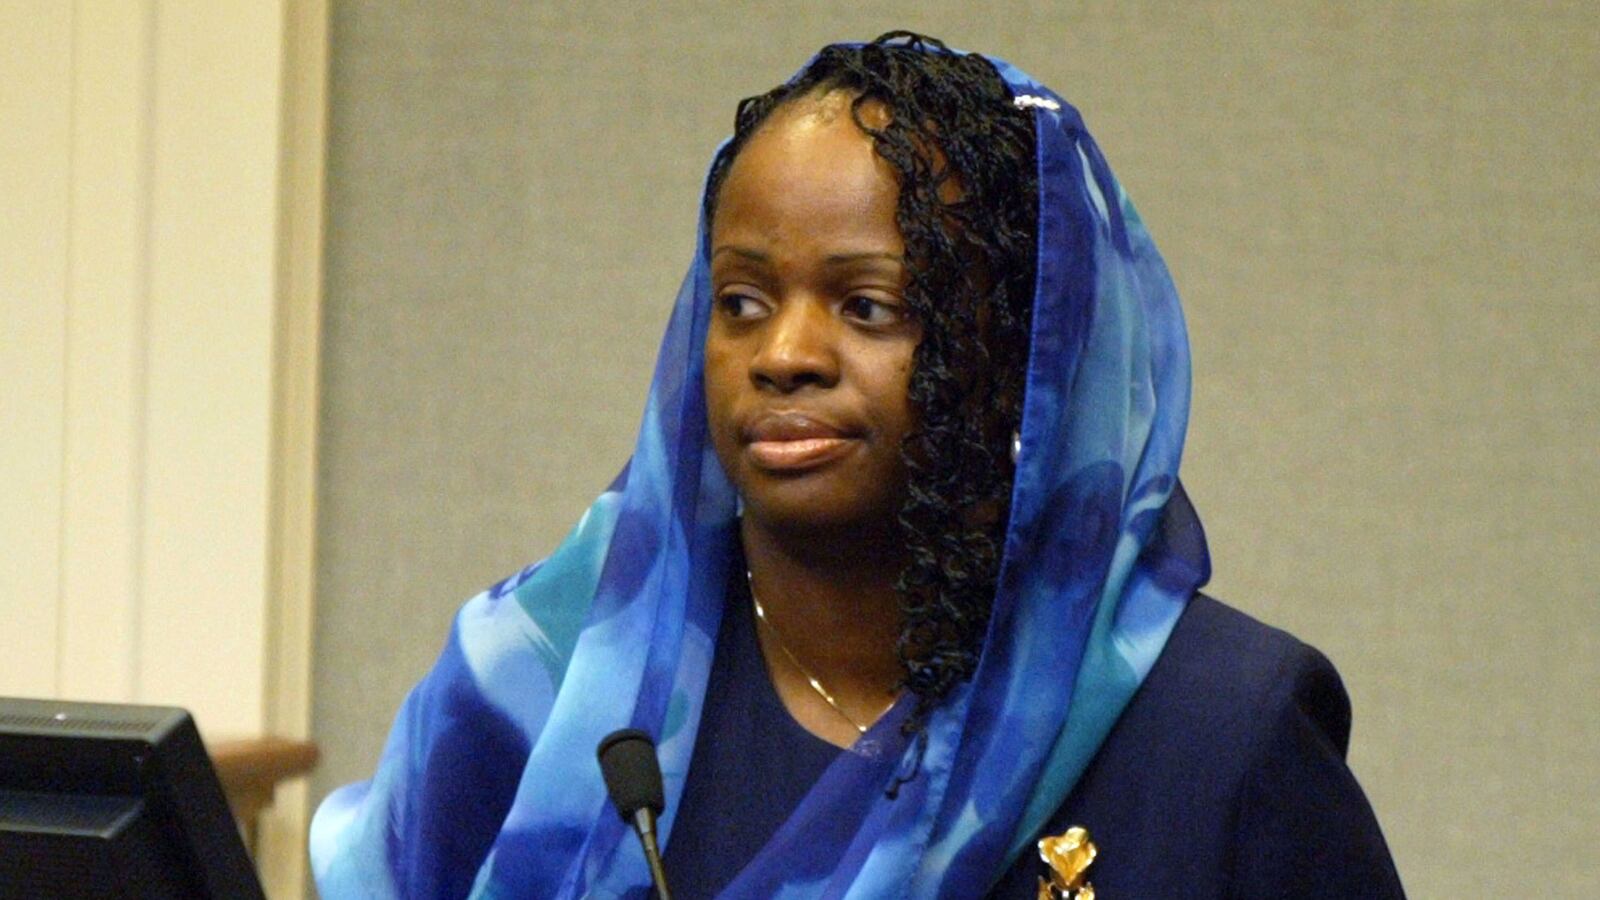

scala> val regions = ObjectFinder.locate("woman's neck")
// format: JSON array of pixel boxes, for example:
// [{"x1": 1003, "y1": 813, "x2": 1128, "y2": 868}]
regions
[{"x1": 739, "y1": 516, "x2": 906, "y2": 747}]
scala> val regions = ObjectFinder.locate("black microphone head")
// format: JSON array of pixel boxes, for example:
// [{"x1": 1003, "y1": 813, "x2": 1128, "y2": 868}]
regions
[{"x1": 596, "y1": 728, "x2": 665, "y2": 821}]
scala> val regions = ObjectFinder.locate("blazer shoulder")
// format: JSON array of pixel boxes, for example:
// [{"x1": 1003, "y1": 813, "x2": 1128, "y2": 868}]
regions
[
  {"x1": 1065, "y1": 593, "x2": 1352, "y2": 801},
  {"x1": 1151, "y1": 593, "x2": 1353, "y2": 758},
  {"x1": 990, "y1": 594, "x2": 1400, "y2": 898}
]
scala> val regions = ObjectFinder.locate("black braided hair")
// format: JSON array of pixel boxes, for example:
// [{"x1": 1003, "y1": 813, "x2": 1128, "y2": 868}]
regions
[{"x1": 705, "y1": 32, "x2": 1040, "y2": 724}]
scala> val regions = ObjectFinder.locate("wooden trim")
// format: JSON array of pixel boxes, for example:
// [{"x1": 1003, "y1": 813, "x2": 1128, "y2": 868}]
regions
[
  {"x1": 210, "y1": 736, "x2": 320, "y2": 854},
  {"x1": 258, "y1": 0, "x2": 328, "y2": 894}
]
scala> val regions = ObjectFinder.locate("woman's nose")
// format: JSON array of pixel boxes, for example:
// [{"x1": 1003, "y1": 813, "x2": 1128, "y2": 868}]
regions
[{"x1": 749, "y1": 299, "x2": 840, "y2": 393}]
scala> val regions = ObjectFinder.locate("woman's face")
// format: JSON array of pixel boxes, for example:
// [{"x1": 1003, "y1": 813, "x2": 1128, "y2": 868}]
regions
[{"x1": 704, "y1": 93, "x2": 921, "y2": 537}]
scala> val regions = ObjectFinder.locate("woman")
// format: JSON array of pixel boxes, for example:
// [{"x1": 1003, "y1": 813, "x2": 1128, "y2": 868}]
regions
[{"x1": 311, "y1": 34, "x2": 1403, "y2": 897}]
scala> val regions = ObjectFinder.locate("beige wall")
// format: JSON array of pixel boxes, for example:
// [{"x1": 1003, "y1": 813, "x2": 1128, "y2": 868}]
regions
[
  {"x1": 307, "y1": 3, "x2": 1597, "y2": 897},
  {"x1": 2, "y1": 0, "x2": 275, "y2": 732},
  {"x1": 0, "y1": 1, "x2": 325, "y2": 895}
]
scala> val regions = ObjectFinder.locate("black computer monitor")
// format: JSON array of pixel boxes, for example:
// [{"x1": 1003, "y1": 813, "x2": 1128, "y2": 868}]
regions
[{"x1": 0, "y1": 696, "x2": 265, "y2": 898}]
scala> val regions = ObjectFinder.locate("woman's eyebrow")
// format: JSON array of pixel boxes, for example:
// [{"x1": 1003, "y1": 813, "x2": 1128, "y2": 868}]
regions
[
  {"x1": 710, "y1": 247, "x2": 903, "y2": 267},
  {"x1": 823, "y1": 251, "x2": 903, "y2": 265},
  {"x1": 710, "y1": 246, "x2": 769, "y2": 263}
]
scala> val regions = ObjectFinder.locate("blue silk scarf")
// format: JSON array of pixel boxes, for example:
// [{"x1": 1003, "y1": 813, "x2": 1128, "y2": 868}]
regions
[{"x1": 311, "y1": 51, "x2": 1210, "y2": 899}]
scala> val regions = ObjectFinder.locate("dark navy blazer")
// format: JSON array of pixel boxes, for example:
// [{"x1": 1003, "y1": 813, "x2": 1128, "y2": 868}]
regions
[
  {"x1": 988, "y1": 593, "x2": 1405, "y2": 897},
  {"x1": 666, "y1": 586, "x2": 1405, "y2": 898}
]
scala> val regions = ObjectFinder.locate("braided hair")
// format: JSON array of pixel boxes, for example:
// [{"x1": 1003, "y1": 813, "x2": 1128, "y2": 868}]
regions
[{"x1": 706, "y1": 32, "x2": 1040, "y2": 722}]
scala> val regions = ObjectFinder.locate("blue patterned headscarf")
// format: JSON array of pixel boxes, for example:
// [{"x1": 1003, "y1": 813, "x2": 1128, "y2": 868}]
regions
[{"x1": 311, "y1": 47, "x2": 1209, "y2": 899}]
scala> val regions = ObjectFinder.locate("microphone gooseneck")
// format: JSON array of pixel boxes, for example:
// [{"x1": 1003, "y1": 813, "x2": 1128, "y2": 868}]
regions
[{"x1": 597, "y1": 728, "x2": 673, "y2": 900}]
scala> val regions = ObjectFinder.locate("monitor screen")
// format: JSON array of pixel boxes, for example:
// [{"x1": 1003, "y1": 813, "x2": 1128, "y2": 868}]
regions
[{"x1": 0, "y1": 696, "x2": 264, "y2": 899}]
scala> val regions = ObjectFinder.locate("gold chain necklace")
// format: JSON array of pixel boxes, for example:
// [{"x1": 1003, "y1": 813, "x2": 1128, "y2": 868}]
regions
[{"x1": 747, "y1": 571, "x2": 896, "y2": 736}]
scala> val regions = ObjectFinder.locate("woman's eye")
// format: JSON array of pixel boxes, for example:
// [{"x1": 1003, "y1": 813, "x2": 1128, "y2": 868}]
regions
[
  {"x1": 717, "y1": 293, "x2": 766, "y2": 318},
  {"x1": 841, "y1": 295, "x2": 904, "y2": 325}
]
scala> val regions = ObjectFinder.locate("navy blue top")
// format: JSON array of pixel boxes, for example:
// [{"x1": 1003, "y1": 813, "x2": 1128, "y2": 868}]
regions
[
  {"x1": 663, "y1": 581, "x2": 1405, "y2": 898},
  {"x1": 661, "y1": 571, "x2": 842, "y2": 896}
]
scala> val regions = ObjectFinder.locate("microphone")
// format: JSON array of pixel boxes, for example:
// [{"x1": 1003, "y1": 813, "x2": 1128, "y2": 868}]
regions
[{"x1": 596, "y1": 728, "x2": 673, "y2": 900}]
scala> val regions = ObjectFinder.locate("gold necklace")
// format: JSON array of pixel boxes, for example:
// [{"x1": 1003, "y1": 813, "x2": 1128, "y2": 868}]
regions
[{"x1": 747, "y1": 571, "x2": 897, "y2": 735}]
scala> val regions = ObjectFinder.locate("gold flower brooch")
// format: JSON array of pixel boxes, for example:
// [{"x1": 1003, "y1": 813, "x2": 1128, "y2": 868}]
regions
[{"x1": 1036, "y1": 826, "x2": 1097, "y2": 900}]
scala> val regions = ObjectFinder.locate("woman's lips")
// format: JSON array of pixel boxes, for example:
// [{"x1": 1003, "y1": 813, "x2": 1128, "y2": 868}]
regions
[
  {"x1": 743, "y1": 413, "x2": 858, "y2": 472},
  {"x1": 748, "y1": 436, "x2": 855, "y2": 470}
]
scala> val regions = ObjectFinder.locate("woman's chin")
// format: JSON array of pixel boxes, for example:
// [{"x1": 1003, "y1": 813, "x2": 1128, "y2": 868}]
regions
[{"x1": 736, "y1": 481, "x2": 900, "y2": 541}]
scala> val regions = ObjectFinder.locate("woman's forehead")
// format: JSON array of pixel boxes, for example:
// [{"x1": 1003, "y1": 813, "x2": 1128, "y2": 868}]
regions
[{"x1": 713, "y1": 110, "x2": 899, "y2": 242}]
